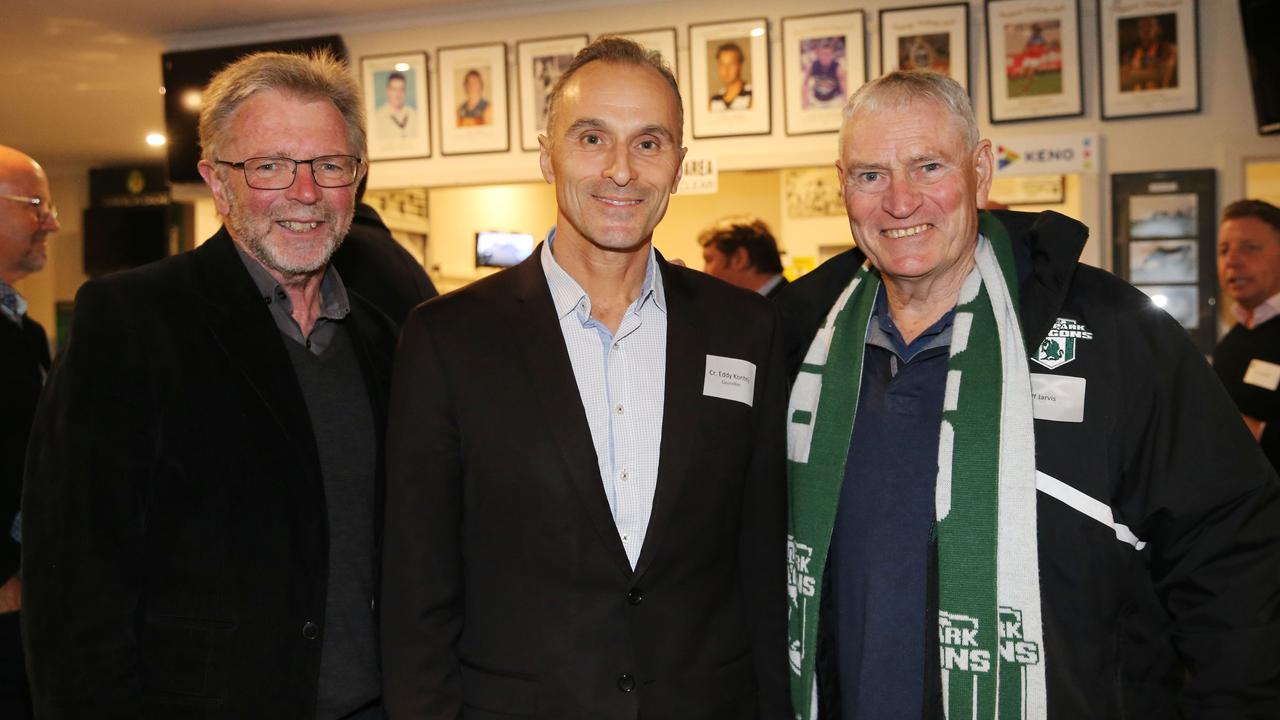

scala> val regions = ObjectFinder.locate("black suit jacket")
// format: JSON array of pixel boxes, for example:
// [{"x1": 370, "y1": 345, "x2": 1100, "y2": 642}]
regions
[
  {"x1": 331, "y1": 202, "x2": 438, "y2": 326},
  {"x1": 20, "y1": 230, "x2": 397, "y2": 719},
  {"x1": 381, "y1": 247, "x2": 791, "y2": 719},
  {"x1": 0, "y1": 313, "x2": 48, "y2": 581}
]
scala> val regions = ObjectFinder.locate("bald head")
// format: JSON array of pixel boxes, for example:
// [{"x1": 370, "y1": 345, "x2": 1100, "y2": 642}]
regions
[{"x1": 0, "y1": 145, "x2": 58, "y2": 284}]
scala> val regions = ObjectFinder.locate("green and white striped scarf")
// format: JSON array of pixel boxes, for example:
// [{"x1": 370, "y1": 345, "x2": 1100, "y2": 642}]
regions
[{"x1": 785, "y1": 213, "x2": 1045, "y2": 720}]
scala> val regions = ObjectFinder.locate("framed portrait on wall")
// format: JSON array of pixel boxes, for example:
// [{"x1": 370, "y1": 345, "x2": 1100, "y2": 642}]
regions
[
  {"x1": 1111, "y1": 168, "x2": 1216, "y2": 352},
  {"x1": 688, "y1": 18, "x2": 771, "y2": 139},
  {"x1": 985, "y1": 0, "x2": 1083, "y2": 123},
  {"x1": 781, "y1": 11, "x2": 867, "y2": 136},
  {"x1": 1099, "y1": 0, "x2": 1200, "y2": 120},
  {"x1": 613, "y1": 28, "x2": 679, "y2": 82},
  {"x1": 878, "y1": 3, "x2": 969, "y2": 92},
  {"x1": 437, "y1": 43, "x2": 510, "y2": 155},
  {"x1": 516, "y1": 34, "x2": 587, "y2": 151},
  {"x1": 361, "y1": 52, "x2": 431, "y2": 160}
]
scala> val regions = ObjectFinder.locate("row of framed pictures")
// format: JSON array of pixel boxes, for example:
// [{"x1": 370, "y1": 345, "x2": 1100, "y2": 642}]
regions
[{"x1": 361, "y1": 0, "x2": 1201, "y2": 159}]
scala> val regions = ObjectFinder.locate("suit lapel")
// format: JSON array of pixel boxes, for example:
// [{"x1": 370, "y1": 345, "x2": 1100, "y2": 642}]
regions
[
  {"x1": 510, "y1": 249, "x2": 633, "y2": 578},
  {"x1": 633, "y1": 258, "x2": 701, "y2": 580},
  {"x1": 191, "y1": 230, "x2": 322, "y2": 486}
]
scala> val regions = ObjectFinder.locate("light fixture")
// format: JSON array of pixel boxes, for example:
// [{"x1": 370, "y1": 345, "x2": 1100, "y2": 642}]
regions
[
  {"x1": 146, "y1": 133, "x2": 167, "y2": 147},
  {"x1": 181, "y1": 89, "x2": 203, "y2": 112}
]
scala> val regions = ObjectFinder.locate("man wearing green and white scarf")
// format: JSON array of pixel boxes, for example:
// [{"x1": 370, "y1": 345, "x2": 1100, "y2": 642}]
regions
[{"x1": 778, "y1": 71, "x2": 1280, "y2": 720}]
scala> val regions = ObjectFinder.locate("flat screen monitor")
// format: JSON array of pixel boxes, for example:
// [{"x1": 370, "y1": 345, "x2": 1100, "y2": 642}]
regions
[
  {"x1": 475, "y1": 231, "x2": 535, "y2": 268},
  {"x1": 1241, "y1": 0, "x2": 1280, "y2": 135},
  {"x1": 161, "y1": 35, "x2": 346, "y2": 184}
]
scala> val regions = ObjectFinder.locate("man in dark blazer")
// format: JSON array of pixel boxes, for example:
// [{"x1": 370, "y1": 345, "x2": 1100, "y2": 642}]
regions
[
  {"x1": 381, "y1": 38, "x2": 791, "y2": 719},
  {"x1": 0, "y1": 144, "x2": 59, "y2": 720},
  {"x1": 22, "y1": 51, "x2": 396, "y2": 719}
]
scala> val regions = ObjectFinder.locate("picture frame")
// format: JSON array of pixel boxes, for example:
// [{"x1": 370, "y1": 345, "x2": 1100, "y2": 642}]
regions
[
  {"x1": 516, "y1": 34, "x2": 588, "y2": 151},
  {"x1": 781, "y1": 11, "x2": 867, "y2": 136},
  {"x1": 689, "y1": 18, "x2": 771, "y2": 139},
  {"x1": 985, "y1": 0, "x2": 1084, "y2": 123},
  {"x1": 612, "y1": 28, "x2": 679, "y2": 84},
  {"x1": 1098, "y1": 0, "x2": 1200, "y2": 120},
  {"x1": 1111, "y1": 168, "x2": 1217, "y2": 352},
  {"x1": 361, "y1": 52, "x2": 431, "y2": 160},
  {"x1": 437, "y1": 43, "x2": 510, "y2": 155},
  {"x1": 878, "y1": 3, "x2": 969, "y2": 92}
]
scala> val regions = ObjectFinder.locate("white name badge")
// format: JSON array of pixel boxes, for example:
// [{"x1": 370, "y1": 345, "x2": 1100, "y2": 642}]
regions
[
  {"x1": 1030, "y1": 374, "x2": 1086, "y2": 423},
  {"x1": 704, "y1": 355, "x2": 756, "y2": 407},
  {"x1": 1244, "y1": 359, "x2": 1280, "y2": 391}
]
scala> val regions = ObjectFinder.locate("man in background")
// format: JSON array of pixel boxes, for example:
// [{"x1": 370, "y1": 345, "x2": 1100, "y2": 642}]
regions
[
  {"x1": 22, "y1": 51, "x2": 396, "y2": 719},
  {"x1": 0, "y1": 144, "x2": 58, "y2": 720},
  {"x1": 1214, "y1": 199, "x2": 1280, "y2": 470},
  {"x1": 699, "y1": 215, "x2": 787, "y2": 298}
]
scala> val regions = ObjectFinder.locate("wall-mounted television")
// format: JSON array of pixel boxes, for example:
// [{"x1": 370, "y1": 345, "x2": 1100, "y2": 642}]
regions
[
  {"x1": 1241, "y1": 0, "x2": 1280, "y2": 135},
  {"x1": 161, "y1": 35, "x2": 346, "y2": 184},
  {"x1": 476, "y1": 232, "x2": 536, "y2": 268}
]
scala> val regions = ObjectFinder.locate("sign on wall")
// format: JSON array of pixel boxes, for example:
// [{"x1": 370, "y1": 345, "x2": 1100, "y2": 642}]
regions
[{"x1": 991, "y1": 132, "x2": 1098, "y2": 176}]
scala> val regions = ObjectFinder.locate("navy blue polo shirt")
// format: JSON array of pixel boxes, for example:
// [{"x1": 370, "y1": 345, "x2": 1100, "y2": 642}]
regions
[{"x1": 827, "y1": 284, "x2": 954, "y2": 720}]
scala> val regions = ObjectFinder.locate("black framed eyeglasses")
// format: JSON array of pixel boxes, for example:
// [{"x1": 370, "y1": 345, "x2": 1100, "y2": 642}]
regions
[
  {"x1": 0, "y1": 193, "x2": 58, "y2": 224},
  {"x1": 214, "y1": 155, "x2": 363, "y2": 190}
]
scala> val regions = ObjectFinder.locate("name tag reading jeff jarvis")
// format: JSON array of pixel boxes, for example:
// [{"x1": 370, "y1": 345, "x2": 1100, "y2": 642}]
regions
[
  {"x1": 1030, "y1": 373, "x2": 1085, "y2": 423},
  {"x1": 1244, "y1": 359, "x2": 1280, "y2": 391},
  {"x1": 704, "y1": 355, "x2": 756, "y2": 407}
]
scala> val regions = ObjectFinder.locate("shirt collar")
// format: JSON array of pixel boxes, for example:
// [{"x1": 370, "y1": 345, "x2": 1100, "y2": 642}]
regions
[
  {"x1": 866, "y1": 280, "x2": 956, "y2": 362},
  {"x1": 755, "y1": 273, "x2": 784, "y2": 297},
  {"x1": 0, "y1": 280, "x2": 27, "y2": 325},
  {"x1": 539, "y1": 227, "x2": 666, "y2": 324},
  {"x1": 1234, "y1": 291, "x2": 1280, "y2": 330},
  {"x1": 234, "y1": 243, "x2": 351, "y2": 322}
]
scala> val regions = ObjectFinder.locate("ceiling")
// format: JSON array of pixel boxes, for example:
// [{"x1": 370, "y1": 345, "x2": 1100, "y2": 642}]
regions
[{"x1": 0, "y1": 0, "x2": 481, "y2": 172}]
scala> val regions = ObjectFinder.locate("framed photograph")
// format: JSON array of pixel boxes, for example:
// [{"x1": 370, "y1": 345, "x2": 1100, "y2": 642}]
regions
[
  {"x1": 361, "y1": 52, "x2": 431, "y2": 160},
  {"x1": 985, "y1": 0, "x2": 1083, "y2": 123},
  {"x1": 988, "y1": 174, "x2": 1066, "y2": 205},
  {"x1": 1111, "y1": 169, "x2": 1216, "y2": 352},
  {"x1": 613, "y1": 28, "x2": 679, "y2": 82},
  {"x1": 437, "y1": 43, "x2": 510, "y2": 155},
  {"x1": 781, "y1": 11, "x2": 867, "y2": 136},
  {"x1": 689, "y1": 18, "x2": 771, "y2": 139},
  {"x1": 878, "y1": 3, "x2": 969, "y2": 92},
  {"x1": 517, "y1": 35, "x2": 588, "y2": 151},
  {"x1": 1099, "y1": 0, "x2": 1200, "y2": 119}
]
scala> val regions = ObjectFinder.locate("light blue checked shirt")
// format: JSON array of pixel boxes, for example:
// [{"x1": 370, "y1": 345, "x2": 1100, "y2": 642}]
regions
[
  {"x1": 540, "y1": 231, "x2": 667, "y2": 569},
  {"x1": 0, "y1": 280, "x2": 27, "y2": 326}
]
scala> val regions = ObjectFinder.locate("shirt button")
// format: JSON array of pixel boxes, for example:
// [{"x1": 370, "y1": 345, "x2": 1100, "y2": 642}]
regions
[
  {"x1": 621, "y1": 533, "x2": 630, "y2": 542},
  {"x1": 617, "y1": 673, "x2": 636, "y2": 693},
  {"x1": 612, "y1": 341, "x2": 620, "y2": 350},
  {"x1": 615, "y1": 403, "x2": 624, "y2": 415},
  {"x1": 620, "y1": 469, "x2": 629, "y2": 482},
  {"x1": 301, "y1": 621, "x2": 320, "y2": 640}
]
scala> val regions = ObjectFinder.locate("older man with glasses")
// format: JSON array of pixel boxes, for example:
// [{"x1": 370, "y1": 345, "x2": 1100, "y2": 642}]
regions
[
  {"x1": 0, "y1": 145, "x2": 59, "y2": 720},
  {"x1": 21, "y1": 51, "x2": 397, "y2": 720}
]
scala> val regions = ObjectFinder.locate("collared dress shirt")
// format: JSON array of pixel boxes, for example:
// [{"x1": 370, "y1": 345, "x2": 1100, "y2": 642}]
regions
[
  {"x1": 235, "y1": 246, "x2": 352, "y2": 355},
  {"x1": 0, "y1": 281, "x2": 28, "y2": 327},
  {"x1": 540, "y1": 231, "x2": 667, "y2": 568},
  {"x1": 1234, "y1": 291, "x2": 1280, "y2": 330}
]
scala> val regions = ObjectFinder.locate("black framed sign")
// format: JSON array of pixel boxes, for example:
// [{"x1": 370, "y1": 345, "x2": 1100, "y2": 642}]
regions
[{"x1": 1111, "y1": 168, "x2": 1217, "y2": 352}]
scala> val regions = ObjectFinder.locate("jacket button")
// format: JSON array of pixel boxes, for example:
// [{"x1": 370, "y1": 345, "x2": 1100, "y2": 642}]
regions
[
  {"x1": 626, "y1": 588, "x2": 643, "y2": 605},
  {"x1": 616, "y1": 673, "x2": 635, "y2": 693},
  {"x1": 302, "y1": 621, "x2": 320, "y2": 640}
]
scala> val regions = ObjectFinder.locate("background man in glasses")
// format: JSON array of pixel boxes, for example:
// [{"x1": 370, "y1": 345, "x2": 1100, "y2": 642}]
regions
[
  {"x1": 0, "y1": 144, "x2": 59, "y2": 720},
  {"x1": 22, "y1": 51, "x2": 396, "y2": 720}
]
